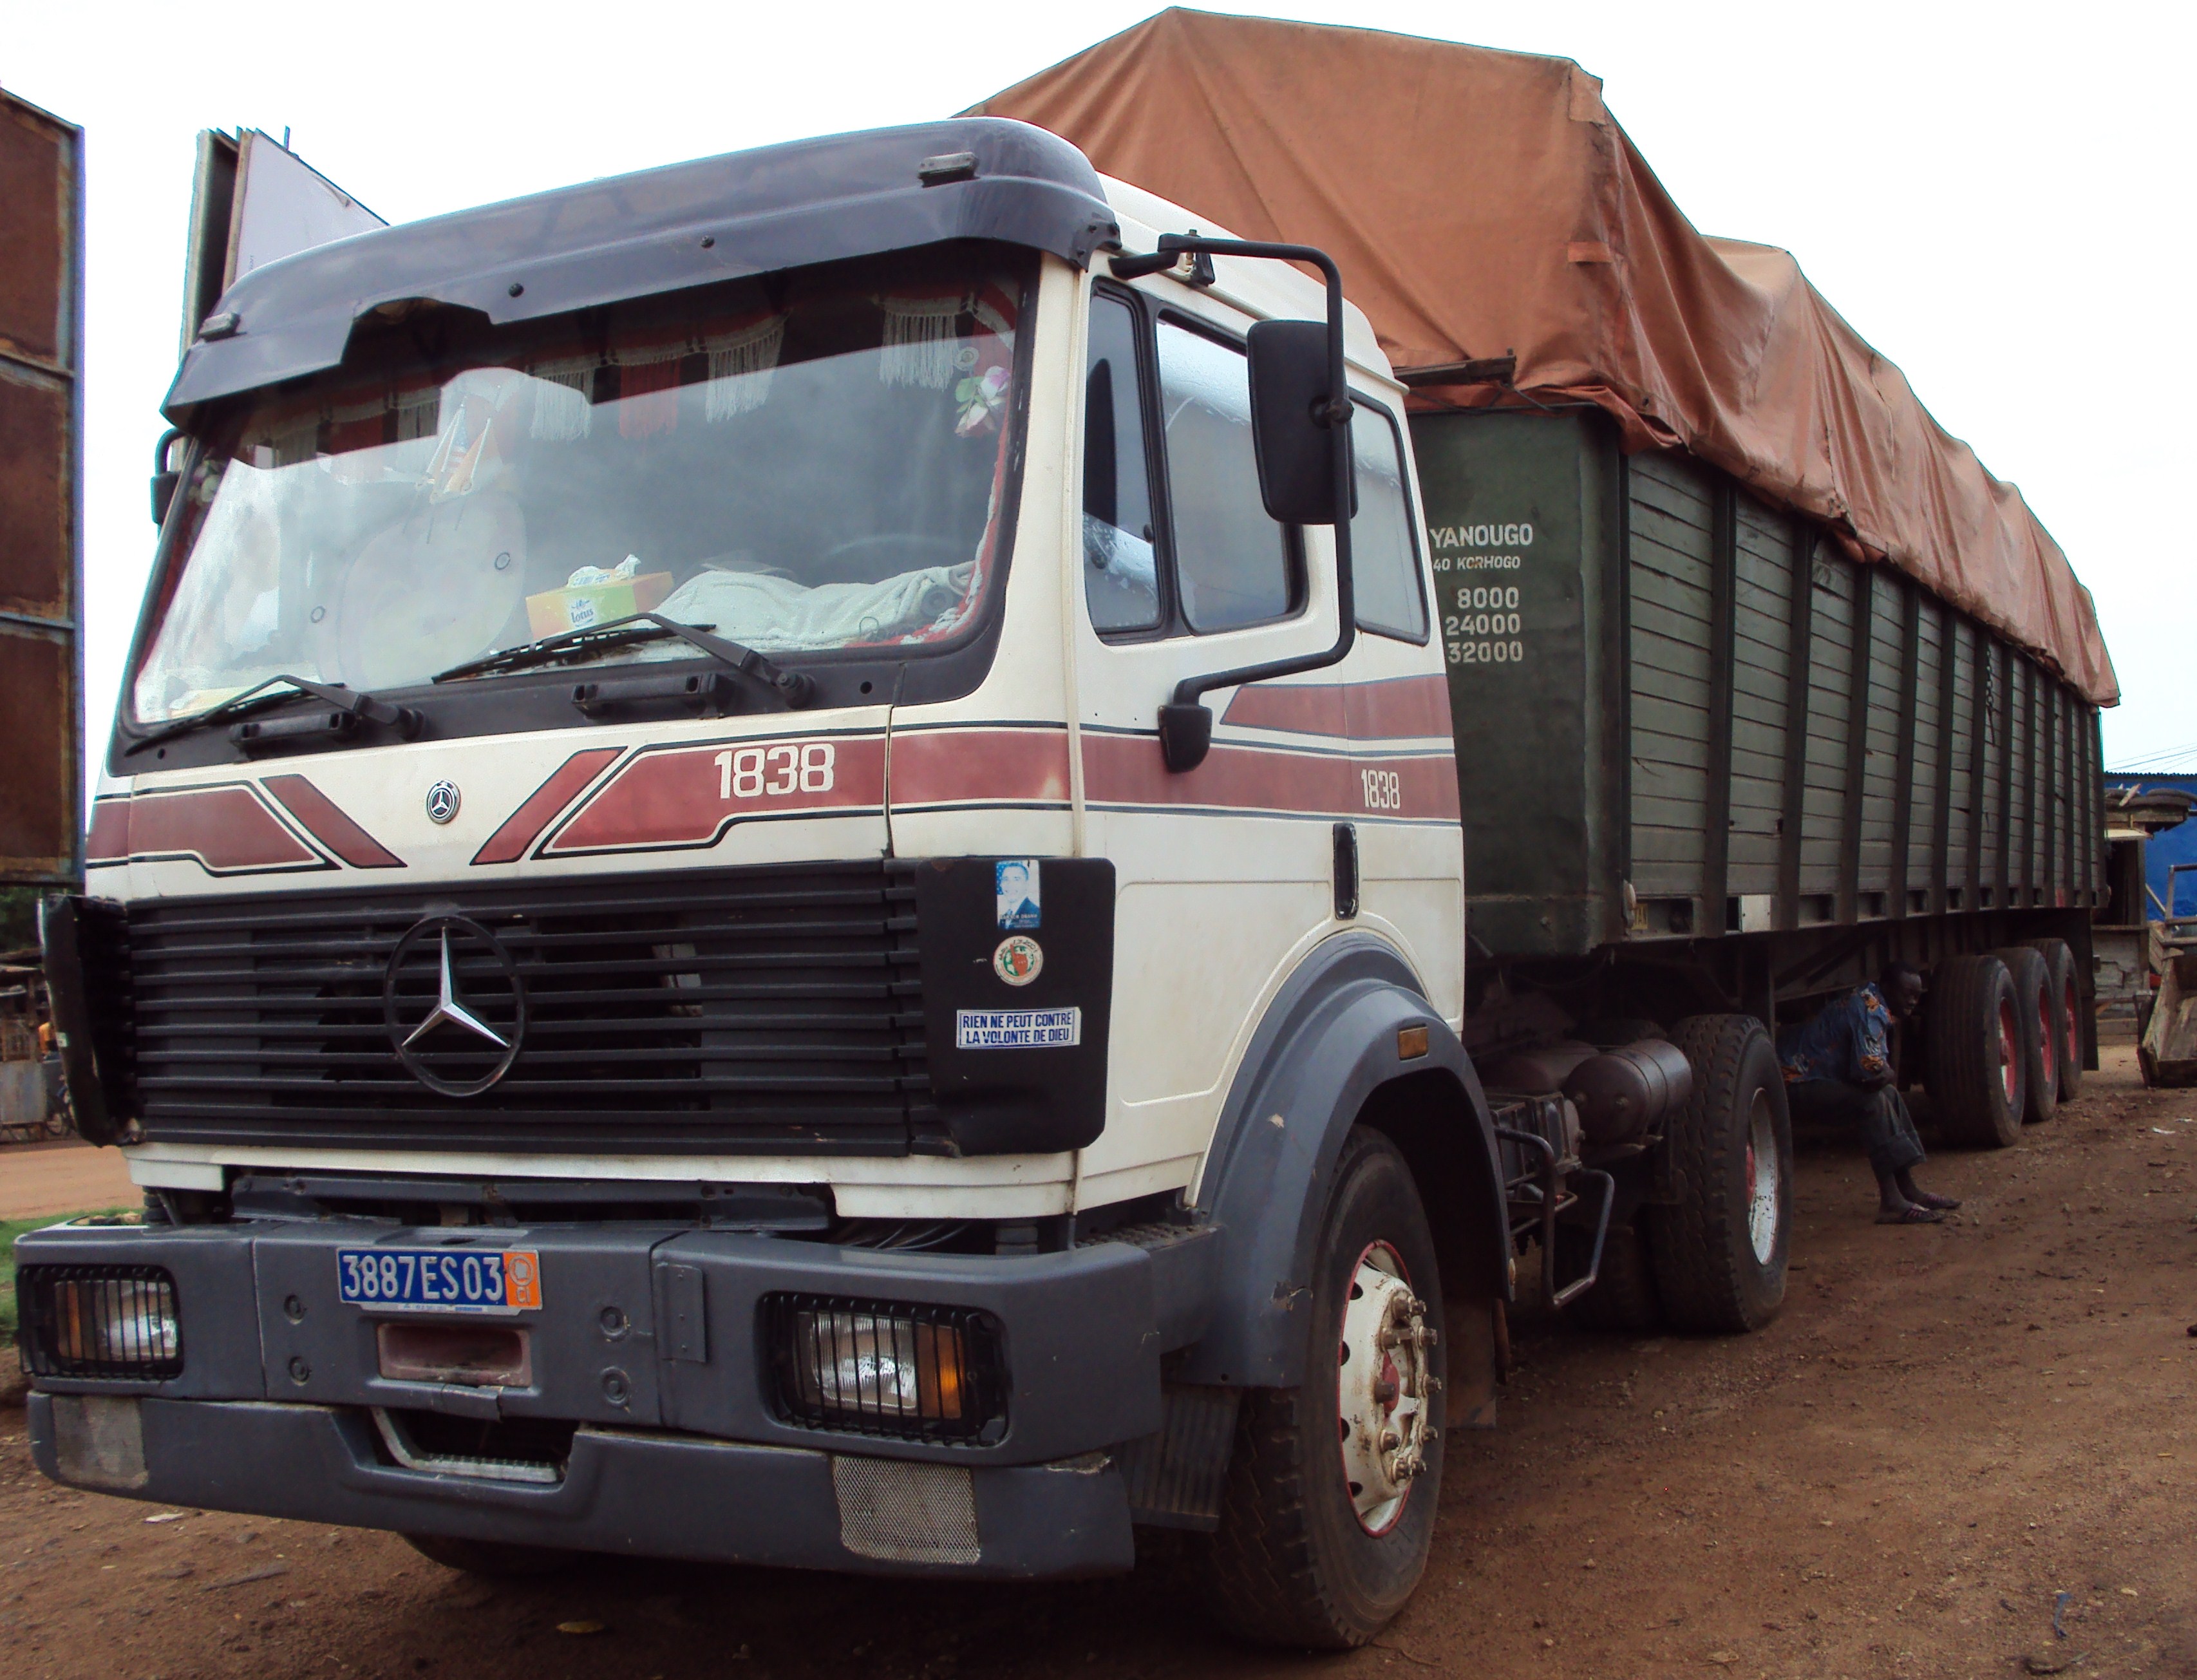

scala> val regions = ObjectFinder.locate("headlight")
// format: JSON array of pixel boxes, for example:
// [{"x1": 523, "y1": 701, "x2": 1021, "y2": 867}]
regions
[
  {"x1": 20, "y1": 1267, "x2": 183, "y2": 1380},
  {"x1": 767, "y1": 1294, "x2": 1006, "y2": 1444}
]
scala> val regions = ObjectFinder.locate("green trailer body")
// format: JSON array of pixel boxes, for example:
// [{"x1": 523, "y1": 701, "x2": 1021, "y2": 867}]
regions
[{"x1": 1412, "y1": 407, "x2": 2104, "y2": 1028}]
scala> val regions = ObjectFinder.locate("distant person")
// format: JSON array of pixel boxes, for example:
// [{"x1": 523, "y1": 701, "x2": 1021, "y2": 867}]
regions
[{"x1": 1778, "y1": 961, "x2": 1960, "y2": 1225}]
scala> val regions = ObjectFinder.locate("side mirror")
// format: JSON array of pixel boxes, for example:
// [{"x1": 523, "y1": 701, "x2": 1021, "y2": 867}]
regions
[
  {"x1": 151, "y1": 428, "x2": 183, "y2": 526},
  {"x1": 1246, "y1": 319, "x2": 1355, "y2": 526}
]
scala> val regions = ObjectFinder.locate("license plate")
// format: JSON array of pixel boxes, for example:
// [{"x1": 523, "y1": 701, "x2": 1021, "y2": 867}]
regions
[{"x1": 337, "y1": 1248, "x2": 542, "y2": 1314}]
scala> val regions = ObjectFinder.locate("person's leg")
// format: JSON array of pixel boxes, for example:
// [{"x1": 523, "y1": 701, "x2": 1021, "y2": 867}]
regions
[
  {"x1": 1787, "y1": 1081, "x2": 1912, "y2": 1213},
  {"x1": 1854, "y1": 1086, "x2": 1947, "y2": 1222},
  {"x1": 1883, "y1": 1091, "x2": 1959, "y2": 1209}
]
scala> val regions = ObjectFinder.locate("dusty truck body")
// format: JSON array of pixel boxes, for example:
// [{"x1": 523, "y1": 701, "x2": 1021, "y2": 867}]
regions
[
  {"x1": 21, "y1": 35, "x2": 2115, "y2": 1652},
  {"x1": 979, "y1": 9, "x2": 2118, "y2": 1323}
]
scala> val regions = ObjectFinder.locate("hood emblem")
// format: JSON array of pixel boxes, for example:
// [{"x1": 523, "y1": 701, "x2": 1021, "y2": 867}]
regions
[
  {"x1": 425, "y1": 780, "x2": 462, "y2": 824},
  {"x1": 384, "y1": 915, "x2": 526, "y2": 1097}
]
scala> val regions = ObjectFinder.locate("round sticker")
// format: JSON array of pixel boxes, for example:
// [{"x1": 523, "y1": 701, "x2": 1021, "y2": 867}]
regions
[{"x1": 993, "y1": 935, "x2": 1043, "y2": 986}]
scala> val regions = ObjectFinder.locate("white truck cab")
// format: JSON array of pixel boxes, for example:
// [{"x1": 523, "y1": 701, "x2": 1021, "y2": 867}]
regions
[{"x1": 26, "y1": 118, "x2": 1550, "y2": 1648}]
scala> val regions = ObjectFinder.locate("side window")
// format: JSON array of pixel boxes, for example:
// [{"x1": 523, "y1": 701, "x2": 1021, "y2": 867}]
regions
[
  {"x1": 1082, "y1": 292, "x2": 1162, "y2": 633},
  {"x1": 1156, "y1": 320, "x2": 1298, "y2": 633},
  {"x1": 1350, "y1": 404, "x2": 1429, "y2": 641}
]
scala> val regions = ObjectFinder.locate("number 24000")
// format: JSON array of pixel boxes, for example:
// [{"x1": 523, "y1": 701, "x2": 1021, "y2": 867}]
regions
[{"x1": 715, "y1": 742, "x2": 836, "y2": 799}]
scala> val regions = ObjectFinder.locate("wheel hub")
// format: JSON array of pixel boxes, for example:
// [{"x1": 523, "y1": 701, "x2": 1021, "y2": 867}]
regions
[
  {"x1": 1745, "y1": 1087, "x2": 1780, "y2": 1264},
  {"x1": 1336, "y1": 1243, "x2": 1435, "y2": 1535}
]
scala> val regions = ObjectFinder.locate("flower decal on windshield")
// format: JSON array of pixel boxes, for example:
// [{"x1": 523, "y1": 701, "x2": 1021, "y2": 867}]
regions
[{"x1": 955, "y1": 363, "x2": 1010, "y2": 437}]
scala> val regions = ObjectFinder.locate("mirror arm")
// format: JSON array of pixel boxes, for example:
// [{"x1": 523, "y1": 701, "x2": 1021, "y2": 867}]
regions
[{"x1": 1120, "y1": 235, "x2": 1357, "y2": 770}]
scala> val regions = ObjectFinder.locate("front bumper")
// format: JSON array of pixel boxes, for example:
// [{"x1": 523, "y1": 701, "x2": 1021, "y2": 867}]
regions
[
  {"x1": 26, "y1": 1394, "x2": 1132, "y2": 1578},
  {"x1": 16, "y1": 1216, "x2": 1216, "y2": 1578}
]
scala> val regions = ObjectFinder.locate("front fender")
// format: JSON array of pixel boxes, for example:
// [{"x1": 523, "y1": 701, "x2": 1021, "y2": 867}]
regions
[{"x1": 1175, "y1": 933, "x2": 1507, "y2": 1388}]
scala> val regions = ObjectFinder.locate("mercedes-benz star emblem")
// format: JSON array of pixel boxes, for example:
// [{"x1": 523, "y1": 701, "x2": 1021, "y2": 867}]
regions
[
  {"x1": 424, "y1": 780, "x2": 462, "y2": 825},
  {"x1": 383, "y1": 916, "x2": 526, "y2": 1097}
]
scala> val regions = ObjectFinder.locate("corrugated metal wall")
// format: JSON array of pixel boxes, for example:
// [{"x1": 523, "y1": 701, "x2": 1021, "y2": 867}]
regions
[{"x1": 1622, "y1": 452, "x2": 2102, "y2": 937}]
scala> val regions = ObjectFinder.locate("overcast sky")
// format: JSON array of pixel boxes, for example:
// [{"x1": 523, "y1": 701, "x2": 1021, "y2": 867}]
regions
[{"x1": 6, "y1": 1, "x2": 2189, "y2": 773}]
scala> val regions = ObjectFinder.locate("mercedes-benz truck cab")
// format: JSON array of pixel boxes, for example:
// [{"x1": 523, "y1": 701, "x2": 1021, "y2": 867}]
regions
[{"x1": 30, "y1": 120, "x2": 1491, "y2": 1646}]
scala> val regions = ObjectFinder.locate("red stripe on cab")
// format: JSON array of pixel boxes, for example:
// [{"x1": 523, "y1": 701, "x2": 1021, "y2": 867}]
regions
[
  {"x1": 889, "y1": 726, "x2": 1070, "y2": 808},
  {"x1": 1082, "y1": 733, "x2": 1459, "y2": 822},
  {"x1": 1221, "y1": 674, "x2": 1451, "y2": 740},
  {"x1": 260, "y1": 774, "x2": 404, "y2": 868},
  {"x1": 473, "y1": 748, "x2": 625, "y2": 865},
  {"x1": 544, "y1": 735, "x2": 887, "y2": 856},
  {"x1": 122, "y1": 786, "x2": 327, "y2": 872},
  {"x1": 85, "y1": 798, "x2": 131, "y2": 864}
]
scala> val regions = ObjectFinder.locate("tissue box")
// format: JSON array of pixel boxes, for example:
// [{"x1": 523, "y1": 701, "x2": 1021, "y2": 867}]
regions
[{"x1": 526, "y1": 571, "x2": 674, "y2": 637}]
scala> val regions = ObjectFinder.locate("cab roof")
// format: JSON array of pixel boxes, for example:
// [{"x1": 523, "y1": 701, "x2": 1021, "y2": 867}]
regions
[{"x1": 162, "y1": 117, "x2": 1118, "y2": 422}]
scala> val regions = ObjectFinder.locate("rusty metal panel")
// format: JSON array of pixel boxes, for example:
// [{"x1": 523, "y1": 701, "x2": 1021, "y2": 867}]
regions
[{"x1": 0, "y1": 90, "x2": 84, "y2": 887}]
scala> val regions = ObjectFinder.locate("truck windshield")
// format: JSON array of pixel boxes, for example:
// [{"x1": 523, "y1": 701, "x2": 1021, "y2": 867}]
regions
[{"x1": 130, "y1": 245, "x2": 1032, "y2": 724}]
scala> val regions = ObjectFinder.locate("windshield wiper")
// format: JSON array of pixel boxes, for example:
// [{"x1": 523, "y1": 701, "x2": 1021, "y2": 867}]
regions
[
  {"x1": 124, "y1": 675, "x2": 423, "y2": 757},
  {"x1": 433, "y1": 613, "x2": 814, "y2": 709}
]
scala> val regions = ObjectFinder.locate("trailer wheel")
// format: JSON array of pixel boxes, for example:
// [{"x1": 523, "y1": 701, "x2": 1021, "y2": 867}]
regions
[
  {"x1": 1923, "y1": 954, "x2": 2023, "y2": 1147},
  {"x1": 1987, "y1": 947, "x2": 2057, "y2": 1125},
  {"x1": 1556, "y1": 1220, "x2": 1662, "y2": 1334},
  {"x1": 1648, "y1": 1016, "x2": 1790, "y2": 1334},
  {"x1": 1205, "y1": 1129, "x2": 1445, "y2": 1649},
  {"x1": 2032, "y1": 938, "x2": 2084, "y2": 1103},
  {"x1": 402, "y1": 1533, "x2": 579, "y2": 1577}
]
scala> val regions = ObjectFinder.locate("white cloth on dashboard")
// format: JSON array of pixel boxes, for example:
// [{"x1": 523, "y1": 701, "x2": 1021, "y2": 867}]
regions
[{"x1": 645, "y1": 562, "x2": 976, "y2": 652}]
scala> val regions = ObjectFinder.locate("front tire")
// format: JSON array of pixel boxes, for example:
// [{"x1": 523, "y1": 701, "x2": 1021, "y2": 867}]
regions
[
  {"x1": 1206, "y1": 1129, "x2": 1446, "y2": 1648},
  {"x1": 1650, "y1": 1016, "x2": 1790, "y2": 1334}
]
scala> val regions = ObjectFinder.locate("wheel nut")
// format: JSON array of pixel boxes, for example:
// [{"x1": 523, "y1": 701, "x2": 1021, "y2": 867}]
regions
[{"x1": 1379, "y1": 1428, "x2": 1400, "y2": 1451}]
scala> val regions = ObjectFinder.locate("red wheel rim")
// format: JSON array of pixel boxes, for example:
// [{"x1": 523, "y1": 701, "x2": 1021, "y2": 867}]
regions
[
  {"x1": 1997, "y1": 998, "x2": 2020, "y2": 1107},
  {"x1": 2037, "y1": 991, "x2": 2055, "y2": 1086},
  {"x1": 2063, "y1": 978, "x2": 2080, "y2": 1076}
]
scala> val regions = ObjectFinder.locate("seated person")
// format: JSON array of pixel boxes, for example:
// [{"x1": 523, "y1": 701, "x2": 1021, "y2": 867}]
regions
[{"x1": 1778, "y1": 962, "x2": 1961, "y2": 1225}]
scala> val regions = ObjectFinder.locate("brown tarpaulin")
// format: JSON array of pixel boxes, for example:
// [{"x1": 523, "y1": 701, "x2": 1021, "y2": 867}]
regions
[{"x1": 971, "y1": 8, "x2": 2118, "y2": 705}]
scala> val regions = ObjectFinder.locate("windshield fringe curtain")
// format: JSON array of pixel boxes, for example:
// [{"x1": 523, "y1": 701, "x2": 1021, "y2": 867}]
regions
[
  {"x1": 704, "y1": 315, "x2": 787, "y2": 420},
  {"x1": 878, "y1": 292, "x2": 968, "y2": 390},
  {"x1": 529, "y1": 357, "x2": 597, "y2": 442}
]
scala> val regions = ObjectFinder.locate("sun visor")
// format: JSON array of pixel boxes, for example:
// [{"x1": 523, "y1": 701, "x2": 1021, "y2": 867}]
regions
[{"x1": 162, "y1": 118, "x2": 1116, "y2": 422}]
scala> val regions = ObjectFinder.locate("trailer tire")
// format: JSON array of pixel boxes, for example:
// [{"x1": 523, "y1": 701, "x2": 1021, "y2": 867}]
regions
[
  {"x1": 1205, "y1": 1129, "x2": 1445, "y2": 1649},
  {"x1": 1648, "y1": 1016, "x2": 1789, "y2": 1335},
  {"x1": 1923, "y1": 954, "x2": 2024, "y2": 1147},
  {"x1": 2032, "y1": 938, "x2": 2084, "y2": 1103},
  {"x1": 1556, "y1": 1221, "x2": 1662, "y2": 1334},
  {"x1": 402, "y1": 1533, "x2": 580, "y2": 1577},
  {"x1": 1987, "y1": 947, "x2": 2057, "y2": 1125}
]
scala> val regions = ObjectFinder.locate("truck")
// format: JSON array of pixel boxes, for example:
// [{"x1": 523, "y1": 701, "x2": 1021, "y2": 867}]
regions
[{"x1": 23, "y1": 23, "x2": 2113, "y2": 1653}]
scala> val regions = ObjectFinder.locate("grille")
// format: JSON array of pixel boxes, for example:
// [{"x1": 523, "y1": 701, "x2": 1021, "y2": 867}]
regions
[
  {"x1": 766, "y1": 1293, "x2": 1008, "y2": 1444},
  {"x1": 113, "y1": 864, "x2": 928, "y2": 1155},
  {"x1": 19, "y1": 1265, "x2": 185, "y2": 1381}
]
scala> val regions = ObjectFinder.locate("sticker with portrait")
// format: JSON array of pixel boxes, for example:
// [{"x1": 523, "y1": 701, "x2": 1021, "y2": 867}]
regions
[{"x1": 995, "y1": 858, "x2": 1041, "y2": 929}]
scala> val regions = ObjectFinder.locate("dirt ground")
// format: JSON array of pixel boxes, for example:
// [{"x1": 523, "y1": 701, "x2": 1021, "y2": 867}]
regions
[
  {"x1": 0, "y1": 1138, "x2": 136, "y2": 1222},
  {"x1": 3, "y1": 1045, "x2": 2192, "y2": 1680}
]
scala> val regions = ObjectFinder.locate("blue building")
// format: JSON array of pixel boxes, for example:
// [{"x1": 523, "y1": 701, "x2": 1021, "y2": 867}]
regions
[{"x1": 2105, "y1": 772, "x2": 2197, "y2": 918}]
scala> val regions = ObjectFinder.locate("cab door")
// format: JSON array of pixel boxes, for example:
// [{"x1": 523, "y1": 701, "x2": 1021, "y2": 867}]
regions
[{"x1": 1069, "y1": 278, "x2": 1464, "y2": 1209}]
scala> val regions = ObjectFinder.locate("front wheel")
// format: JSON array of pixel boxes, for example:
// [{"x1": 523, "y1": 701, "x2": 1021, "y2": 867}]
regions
[
  {"x1": 1649, "y1": 1016, "x2": 1791, "y2": 1334},
  {"x1": 1205, "y1": 1129, "x2": 1445, "y2": 1648}
]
